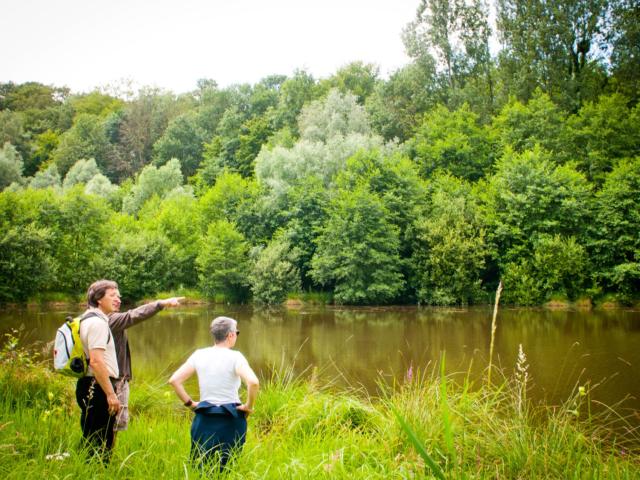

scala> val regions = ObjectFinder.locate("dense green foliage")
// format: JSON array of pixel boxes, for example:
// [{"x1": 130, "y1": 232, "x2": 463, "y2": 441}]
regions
[
  {"x1": 1, "y1": 0, "x2": 639, "y2": 305},
  {"x1": 249, "y1": 236, "x2": 301, "y2": 305},
  {"x1": 311, "y1": 184, "x2": 405, "y2": 304},
  {"x1": 196, "y1": 220, "x2": 251, "y2": 303}
]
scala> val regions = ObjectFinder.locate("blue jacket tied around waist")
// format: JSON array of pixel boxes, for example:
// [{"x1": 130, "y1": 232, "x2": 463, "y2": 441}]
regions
[{"x1": 190, "y1": 401, "x2": 247, "y2": 469}]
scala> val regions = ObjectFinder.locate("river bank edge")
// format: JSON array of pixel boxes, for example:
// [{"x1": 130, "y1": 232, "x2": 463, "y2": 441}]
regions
[{"x1": 1, "y1": 289, "x2": 639, "y2": 312}]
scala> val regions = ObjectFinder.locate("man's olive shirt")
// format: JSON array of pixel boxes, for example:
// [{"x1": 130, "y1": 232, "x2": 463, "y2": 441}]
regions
[{"x1": 108, "y1": 301, "x2": 164, "y2": 380}]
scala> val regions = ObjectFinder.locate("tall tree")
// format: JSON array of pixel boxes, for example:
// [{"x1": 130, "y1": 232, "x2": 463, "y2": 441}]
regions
[
  {"x1": 0, "y1": 142, "x2": 24, "y2": 189},
  {"x1": 404, "y1": 0, "x2": 494, "y2": 110},
  {"x1": 28, "y1": 130, "x2": 59, "y2": 176},
  {"x1": 0, "y1": 82, "x2": 71, "y2": 136},
  {"x1": 138, "y1": 193, "x2": 200, "y2": 288},
  {"x1": 62, "y1": 158, "x2": 101, "y2": 190},
  {"x1": 366, "y1": 61, "x2": 439, "y2": 142},
  {"x1": 311, "y1": 184, "x2": 404, "y2": 305},
  {"x1": 199, "y1": 106, "x2": 245, "y2": 178},
  {"x1": 51, "y1": 114, "x2": 112, "y2": 177},
  {"x1": 100, "y1": 228, "x2": 180, "y2": 301},
  {"x1": 248, "y1": 75, "x2": 284, "y2": 116},
  {"x1": 0, "y1": 82, "x2": 68, "y2": 112},
  {"x1": 491, "y1": 89, "x2": 570, "y2": 162},
  {"x1": 479, "y1": 147, "x2": 592, "y2": 302},
  {"x1": 0, "y1": 111, "x2": 26, "y2": 161},
  {"x1": 413, "y1": 103, "x2": 495, "y2": 180},
  {"x1": 322, "y1": 61, "x2": 380, "y2": 105},
  {"x1": 279, "y1": 175, "x2": 328, "y2": 289},
  {"x1": 196, "y1": 220, "x2": 250, "y2": 302},
  {"x1": 298, "y1": 89, "x2": 371, "y2": 142},
  {"x1": 272, "y1": 70, "x2": 319, "y2": 136},
  {"x1": 0, "y1": 223, "x2": 54, "y2": 302},
  {"x1": 85, "y1": 173, "x2": 117, "y2": 199},
  {"x1": 234, "y1": 114, "x2": 273, "y2": 177},
  {"x1": 496, "y1": 0, "x2": 609, "y2": 110},
  {"x1": 249, "y1": 236, "x2": 301, "y2": 305},
  {"x1": 29, "y1": 165, "x2": 61, "y2": 190},
  {"x1": 335, "y1": 149, "x2": 427, "y2": 255},
  {"x1": 53, "y1": 188, "x2": 112, "y2": 293},
  {"x1": 198, "y1": 170, "x2": 260, "y2": 236},
  {"x1": 122, "y1": 158, "x2": 186, "y2": 215},
  {"x1": 412, "y1": 173, "x2": 487, "y2": 305},
  {"x1": 566, "y1": 93, "x2": 640, "y2": 181},
  {"x1": 609, "y1": 0, "x2": 640, "y2": 102},
  {"x1": 153, "y1": 110, "x2": 208, "y2": 177},
  {"x1": 114, "y1": 88, "x2": 178, "y2": 179},
  {"x1": 255, "y1": 89, "x2": 389, "y2": 204},
  {"x1": 69, "y1": 91, "x2": 124, "y2": 118},
  {"x1": 590, "y1": 157, "x2": 640, "y2": 300}
]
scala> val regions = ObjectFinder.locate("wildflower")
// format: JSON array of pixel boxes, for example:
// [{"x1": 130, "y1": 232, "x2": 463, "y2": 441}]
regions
[
  {"x1": 324, "y1": 449, "x2": 343, "y2": 472},
  {"x1": 515, "y1": 344, "x2": 529, "y2": 416},
  {"x1": 47, "y1": 391, "x2": 54, "y2": 401},
  {"x1": 406, "y1": 363, "x2": 413, "y2": 383},
  {"x1": 516, "y1": 344, "x2": 529, "y2": 383},
  {"x1": 45, "y1": 452, "x2": 70, "y2": 461},
  {"x1": 579, "y1": 386, "x2": 586, "y2": 396}
]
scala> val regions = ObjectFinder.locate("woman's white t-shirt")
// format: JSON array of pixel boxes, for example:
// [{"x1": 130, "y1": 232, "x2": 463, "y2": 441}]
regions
[{"x1": 187, "y1": 346, "x2": 249, "y2": 404}]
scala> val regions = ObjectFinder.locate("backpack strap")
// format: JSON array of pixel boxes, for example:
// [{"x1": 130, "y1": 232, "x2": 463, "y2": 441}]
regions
[
  {"x1": 78, "y1": 312, "x2": 113, "y2": 348},
  {"x1": 76, "y1": 312, "x2": 113, "y2": 371}
]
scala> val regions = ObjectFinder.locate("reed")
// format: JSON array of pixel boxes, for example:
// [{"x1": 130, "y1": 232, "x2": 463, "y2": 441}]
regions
[{"x1": 487, "y1": 280, "x2": 503, "y2": 385}]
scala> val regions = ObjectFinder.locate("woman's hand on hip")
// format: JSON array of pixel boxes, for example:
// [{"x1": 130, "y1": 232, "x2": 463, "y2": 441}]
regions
[{"x1": 236, "y1": 403, "x2": 253, "y2": 418}]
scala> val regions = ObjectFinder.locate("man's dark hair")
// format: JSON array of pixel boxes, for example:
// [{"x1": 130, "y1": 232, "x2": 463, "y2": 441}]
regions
[{"x1": 87, "y1": 279, "x2": 118, "y2": 307}]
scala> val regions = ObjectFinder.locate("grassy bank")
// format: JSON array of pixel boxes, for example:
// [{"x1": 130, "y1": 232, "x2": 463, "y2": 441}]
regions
[{"x1": 1, "y1": 335, "x2": 638, "y2": 479}]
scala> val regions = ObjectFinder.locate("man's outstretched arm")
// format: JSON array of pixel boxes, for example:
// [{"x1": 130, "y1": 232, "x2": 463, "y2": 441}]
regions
[{"x1": 108, "y1": 297, "x2": 185, "y2": 332}]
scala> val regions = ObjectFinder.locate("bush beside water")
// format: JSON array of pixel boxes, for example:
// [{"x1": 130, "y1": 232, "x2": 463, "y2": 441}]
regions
[{"x1": 1, "y1": 334, "x2": 638, "y2": 479}]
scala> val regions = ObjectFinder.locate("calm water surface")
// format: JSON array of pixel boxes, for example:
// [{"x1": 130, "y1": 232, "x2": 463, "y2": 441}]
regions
[{"x1": 2, "y1": 304, "x2": 639, "y2": 412}]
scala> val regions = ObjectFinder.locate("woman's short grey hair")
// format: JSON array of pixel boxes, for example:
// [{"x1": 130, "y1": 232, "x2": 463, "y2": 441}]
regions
[{"x1": 210, "y1": 316, "x2": 237, "y2": 343}]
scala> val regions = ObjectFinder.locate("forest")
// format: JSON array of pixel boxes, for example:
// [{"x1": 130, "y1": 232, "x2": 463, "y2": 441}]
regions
[{"x1": 1, "y1": 0, "x2": 639, "y2": 306}]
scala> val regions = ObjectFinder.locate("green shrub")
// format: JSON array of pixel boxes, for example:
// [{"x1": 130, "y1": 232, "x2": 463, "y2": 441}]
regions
[
  {"x1": 249, "y1": 237, "x2": 301, "y2": 305},
  {"x1": 196, "y1": 220, "x2": 250, "y2": 302},
  {"x1": 101, "y1": 230, "x2": 180, "y2": 301}
]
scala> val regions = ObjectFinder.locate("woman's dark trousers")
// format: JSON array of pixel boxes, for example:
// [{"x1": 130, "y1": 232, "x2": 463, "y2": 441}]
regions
[{"x1": 191, "y1": 407, "x2": 247, "y2": 471}]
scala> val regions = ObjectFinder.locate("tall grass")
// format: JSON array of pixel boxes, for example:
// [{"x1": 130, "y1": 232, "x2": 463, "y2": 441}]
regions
[{"x1": 1, "y1": 332, "x2": 638, "y2": 479}]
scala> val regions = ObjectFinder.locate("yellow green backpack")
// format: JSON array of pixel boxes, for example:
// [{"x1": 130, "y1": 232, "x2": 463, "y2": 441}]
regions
[{"x1": 53, "y1": 312, "x2": 103, "y2": 377}]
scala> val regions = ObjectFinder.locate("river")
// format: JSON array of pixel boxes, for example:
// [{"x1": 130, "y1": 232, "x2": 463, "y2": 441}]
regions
[{"x1": 1, "y1": 304, "x2": 639, "y2": 413}]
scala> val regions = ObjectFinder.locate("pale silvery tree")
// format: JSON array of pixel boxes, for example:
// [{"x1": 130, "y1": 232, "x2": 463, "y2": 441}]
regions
[
  {"x1": 85, "y1": 173, "x2": 118, "y2": 198},
  {"x1": 29, "y1": 165, "x2": 61, "y2": 190},
  {"x1": 63, "y1": 158, "x2": 101, "y2": 190},
  {"x1": 255, "y1": 89, "x2": 398, "y2": 203},
  {"x1": 0, "y1": 142, "x2": 24, "y2": 190},
  {"x1": 122, "y1": 158, "x2": 185, "y2": 215},
  {"x1": 298, "y1": 88, "x2": 372, "y2": 142}
]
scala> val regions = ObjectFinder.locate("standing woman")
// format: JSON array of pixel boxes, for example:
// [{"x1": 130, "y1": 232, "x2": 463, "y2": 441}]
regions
[{"x1": 169, "y1": 316, "x2": 259, "y2": 470}]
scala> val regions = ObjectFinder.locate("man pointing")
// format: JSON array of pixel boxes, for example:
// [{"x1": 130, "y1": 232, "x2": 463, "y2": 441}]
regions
[{"x1": 108, "y1": 293, "x2": 185, "y2": 436}]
